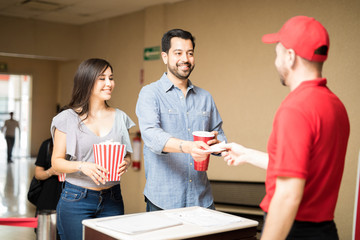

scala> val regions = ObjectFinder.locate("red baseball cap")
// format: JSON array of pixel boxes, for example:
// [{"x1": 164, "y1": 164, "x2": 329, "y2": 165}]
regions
[{"x1": 262, "y1": 16, "x2": 329, "y2": 62}]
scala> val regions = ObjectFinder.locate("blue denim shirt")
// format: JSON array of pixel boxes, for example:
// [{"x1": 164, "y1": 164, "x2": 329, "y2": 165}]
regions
[{"x1": 136, "y1": 73, "x2": 226, "y2": 209}]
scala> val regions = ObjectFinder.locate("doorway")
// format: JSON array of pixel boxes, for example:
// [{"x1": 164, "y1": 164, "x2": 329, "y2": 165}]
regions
[{"x1": 0, "y1": 74, "x2": 32, "y2": 158}]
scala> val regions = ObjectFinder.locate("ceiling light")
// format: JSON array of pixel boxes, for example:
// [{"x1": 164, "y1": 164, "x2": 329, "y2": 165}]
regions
[{"x1": 21, "y1": 0, "x2": 64, "y2": 11}]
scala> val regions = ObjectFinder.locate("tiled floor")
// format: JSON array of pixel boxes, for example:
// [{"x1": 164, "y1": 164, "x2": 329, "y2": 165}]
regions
[{"x1": 0, "y1": 149, "x2": 37, "y2": 240}]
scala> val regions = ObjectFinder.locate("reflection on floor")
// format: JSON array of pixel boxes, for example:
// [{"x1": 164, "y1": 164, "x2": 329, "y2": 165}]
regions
[{"x1": 0, "y1": 152, "x2": 37, "y2": 240}]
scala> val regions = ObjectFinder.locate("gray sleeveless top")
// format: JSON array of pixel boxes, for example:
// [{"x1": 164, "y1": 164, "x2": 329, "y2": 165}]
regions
[{"x1": 51, "y1": 108, "x2": 135, "y2": 188}]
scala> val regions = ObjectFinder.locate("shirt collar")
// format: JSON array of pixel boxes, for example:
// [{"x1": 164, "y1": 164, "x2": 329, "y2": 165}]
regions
[
  {"x1": 160, "y1": 72, "x2": 196, "y2": 93},
  {"x1": 296, "y1": 78, "x2": 327, "y2": 89}
]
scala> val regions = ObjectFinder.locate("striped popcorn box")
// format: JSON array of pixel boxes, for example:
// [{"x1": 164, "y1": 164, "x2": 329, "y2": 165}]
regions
[
  {"x1": 93, "y1": 142, "x2": 126, "y2": 181},
  {"x1": 58, "y1": 173, "x2": 66, "y2": 182}
]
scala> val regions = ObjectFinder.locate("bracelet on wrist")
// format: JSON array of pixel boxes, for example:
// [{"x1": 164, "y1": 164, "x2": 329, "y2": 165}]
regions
[{"x1": 78, "y1": 161, "x2": 84, "y2": 171}]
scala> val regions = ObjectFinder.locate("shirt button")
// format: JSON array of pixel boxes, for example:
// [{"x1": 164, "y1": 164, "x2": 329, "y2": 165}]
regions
[
  {"x1": 189, "y1": 180, "x2": 192, "y2": 183},
  {"x1": 190, "y1": 163, "x2": 193, "y2": 166},
  {"x1": 188, "y1": 128, "x2": 190, "y2": 132}
]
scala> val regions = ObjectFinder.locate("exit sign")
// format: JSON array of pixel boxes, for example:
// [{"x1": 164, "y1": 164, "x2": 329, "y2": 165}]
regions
[{"x1": 144, "y1": 46, "x2": 161, "y2": 61}]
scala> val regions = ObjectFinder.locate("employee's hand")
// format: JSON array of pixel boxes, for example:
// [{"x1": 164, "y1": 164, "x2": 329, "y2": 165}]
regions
[
  {"x1": 221, "y1": 143, "x2": 248, "y2": 166},
  {"x1": 118, "y1": 154, "x2": 131, "y2": 176}
]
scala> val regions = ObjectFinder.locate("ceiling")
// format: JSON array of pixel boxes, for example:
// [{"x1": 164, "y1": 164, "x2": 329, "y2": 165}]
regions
[{"x1": 0, "y1": 0, "x2": 184, "y2": 25}]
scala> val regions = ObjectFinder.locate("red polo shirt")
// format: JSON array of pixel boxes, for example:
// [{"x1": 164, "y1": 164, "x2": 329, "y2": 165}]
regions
[{"x1": 260, "y1": 78, "x2": 350, "y2": 222}]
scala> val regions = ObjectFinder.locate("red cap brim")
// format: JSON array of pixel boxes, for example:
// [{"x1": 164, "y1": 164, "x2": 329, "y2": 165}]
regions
[{"x1": 262, "y1": 33, "x2": 280, "y2": 43}]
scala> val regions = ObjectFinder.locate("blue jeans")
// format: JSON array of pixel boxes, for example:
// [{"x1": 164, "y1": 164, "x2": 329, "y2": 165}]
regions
[
  {"x1": 57, "y1": 182, "x2": 124, "y2": 240},
  {"x1": 145, "y1": 196, "x2": 215, "y2": 212}
]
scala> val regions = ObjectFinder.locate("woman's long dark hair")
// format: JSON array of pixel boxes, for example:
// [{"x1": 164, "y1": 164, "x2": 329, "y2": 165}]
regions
[{"x1": 65, "y1": 58, "x2": 113, "y2": 120}]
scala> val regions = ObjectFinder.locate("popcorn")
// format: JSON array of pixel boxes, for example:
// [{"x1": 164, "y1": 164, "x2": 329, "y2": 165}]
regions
[
  {"x1": 93, "y1": 141, "x2": 126, "y2": 181},
  {"x1": 58, "y1": 173, "x2": 66, "y2": 182}
]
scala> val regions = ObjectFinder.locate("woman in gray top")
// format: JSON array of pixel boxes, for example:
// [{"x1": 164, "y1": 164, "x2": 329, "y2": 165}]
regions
[{"x1": 51, "y1": 58, "x2": 135, "y2": 240}]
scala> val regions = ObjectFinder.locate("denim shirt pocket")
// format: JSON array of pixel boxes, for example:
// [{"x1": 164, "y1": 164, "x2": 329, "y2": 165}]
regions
[
  {"x1": 160, "y1": 108, "x2": 181, "y2": 133},
  {"x1": 191, "y1": 111, "x2": 211, "y2": 131}
]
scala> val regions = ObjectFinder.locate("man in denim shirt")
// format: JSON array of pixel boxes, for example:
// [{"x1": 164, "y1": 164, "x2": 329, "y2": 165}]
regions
[{"x1": 136, "y1": 29, "x2": 226, "y2": 211}]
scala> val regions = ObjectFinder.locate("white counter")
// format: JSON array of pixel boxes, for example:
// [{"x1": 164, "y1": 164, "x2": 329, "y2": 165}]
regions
[{"x1": 82, "y1": 206, "x2": 258, "y2": 240}]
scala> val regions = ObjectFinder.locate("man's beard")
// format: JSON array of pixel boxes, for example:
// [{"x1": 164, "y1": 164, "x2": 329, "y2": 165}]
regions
[
  {"x1": 168, "y1": 62, "x2": 195, "y2": 80},
  {"x1": 278, "y1": 66, "x2": 288, "y2": 87}
]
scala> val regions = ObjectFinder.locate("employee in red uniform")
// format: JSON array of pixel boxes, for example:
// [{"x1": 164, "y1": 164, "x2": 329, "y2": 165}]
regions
[{"x1": 221, "y1": 16, "x2": 350, "y2": 240}]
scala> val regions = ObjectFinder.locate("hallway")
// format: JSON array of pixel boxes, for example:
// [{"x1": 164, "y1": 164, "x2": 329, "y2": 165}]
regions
[{"x1": 0, "y1": 149, "x2": 36, "y2": 240}]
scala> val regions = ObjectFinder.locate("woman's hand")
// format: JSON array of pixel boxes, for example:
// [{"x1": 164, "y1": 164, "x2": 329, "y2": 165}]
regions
[
  {"x1": 47, "y1": 167, "x2": 60, "y2": 176},
  {"x1": 118, "y1": 154, "x2": 131, "y2": 177},
  {"x1": 79, "y1": 162, "x2": 109, "y2": 185}
]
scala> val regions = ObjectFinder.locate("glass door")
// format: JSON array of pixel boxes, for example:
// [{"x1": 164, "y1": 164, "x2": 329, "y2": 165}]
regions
[{"x1": 0, "y1": 74, "x2": 32, "y2": 158}]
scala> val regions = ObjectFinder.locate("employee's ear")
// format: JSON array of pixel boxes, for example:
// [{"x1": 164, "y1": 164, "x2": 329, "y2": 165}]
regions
[
  {"x1": 287, "y1": 49, "x2": 296, "y2": 68},
  {"x1": 161, "y1": 52, "x2": 168, "y2": 65}
]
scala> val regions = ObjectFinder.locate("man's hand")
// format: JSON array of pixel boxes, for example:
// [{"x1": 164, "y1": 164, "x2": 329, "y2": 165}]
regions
[
  {"x1": 186, "y1": 141, "x2": 211, "y2": 162},
  {"x1": 221, "y1": 142, "x2": 269, "y2": 169},
  {"x1": 221, "y1": 142, "x2": 249, "y2": 166},
  {"x1": 206, "y1": 131, "x2": 220, "y2": 145}
]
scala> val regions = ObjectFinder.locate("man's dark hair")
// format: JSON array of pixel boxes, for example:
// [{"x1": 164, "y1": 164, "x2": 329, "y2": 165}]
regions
[
  {"x1": 161, "y1": 29, "x2": 195, "y2": 53},
  {"x1": 314, "y1": 45, "x2": 328, "y2": 56}
]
